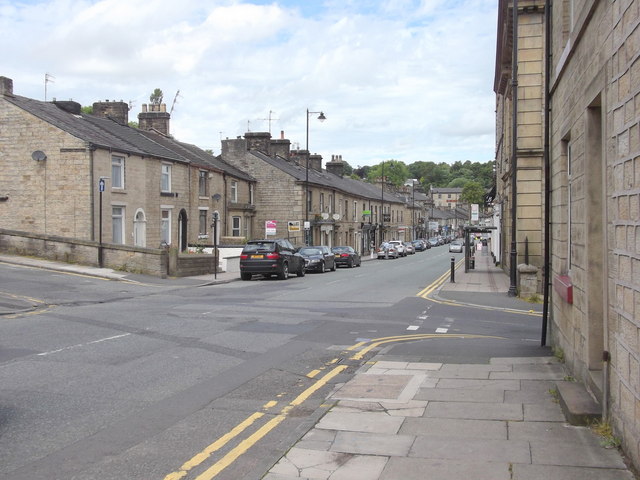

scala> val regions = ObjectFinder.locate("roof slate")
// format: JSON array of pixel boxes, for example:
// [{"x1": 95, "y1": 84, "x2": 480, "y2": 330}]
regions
[{"x1": 6, "y1": 94, "x2": 253, "y2": 180}]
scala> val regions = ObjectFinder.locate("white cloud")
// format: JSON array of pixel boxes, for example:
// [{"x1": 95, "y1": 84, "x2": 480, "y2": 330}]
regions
[{"x1": 1, "y1": 0, "x2": 498, "y2": 166}]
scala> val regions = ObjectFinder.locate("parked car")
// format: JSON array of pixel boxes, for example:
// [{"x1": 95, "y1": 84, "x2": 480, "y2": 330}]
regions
[
  {"x1": 387, "y1": 240, "x2": 407, "y2": 257},
  {"x1": 240, "y1": 239, "x2": 306, "y2": 280},
  {"x1": 412, "y1": 239, "x2": 426, "y2": 252},
  {"x1": 427, "y1": 237, "x2": 440, "y2": 248},
  {"x1": 403, "y1": 241, "x2": 416, "y2": 255},
  {"x1": 331, "y1": 246, "x2": 361, "y2": 268},
  {"x1": 449, "y1": 240, "x2": 463, "y2": 253},
  {"x1": 298, "y1": 246, "x2": 336, "y2": 273},
  {"x1": 377, "y1": 242, "x2": 399, "y2": 259}
]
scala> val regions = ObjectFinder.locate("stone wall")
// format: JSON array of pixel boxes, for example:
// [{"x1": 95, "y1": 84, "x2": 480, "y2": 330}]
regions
[
  {"x1": 548, "y1": 0, "x2": 640, "y2": 469},
  {"x1": 0, "y1": 228, "x2": 168, "y2": 277}
]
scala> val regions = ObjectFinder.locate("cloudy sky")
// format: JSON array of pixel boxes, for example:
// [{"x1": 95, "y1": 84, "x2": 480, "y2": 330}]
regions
[{"x1": 1, "y1": 0, "x2": 498, "y2": 168}]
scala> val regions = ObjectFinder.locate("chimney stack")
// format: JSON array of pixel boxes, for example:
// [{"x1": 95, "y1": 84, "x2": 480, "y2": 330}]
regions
[
  {"x1": 138, "y1": 103, "x2": 170, "y2": 135},
  {"x1": 325, "y1": 154, "x2": 345, "y2": 177},
  {"x1": 0, "y1": 76, "x2": 14, "y2": 97},
  {"x1": 93, "y1": 100, "x2": 129, "y2": 125}
]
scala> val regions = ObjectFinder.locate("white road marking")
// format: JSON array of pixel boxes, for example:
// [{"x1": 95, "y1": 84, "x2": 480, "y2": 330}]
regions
[
  {"x1": 37, "y1": 333, "x2": 131, "y2": 356},
  {"x1": 435, "y1": 327, "x2": 449, "y2": 333},
  {"x1": 407, "y1": 325, "x2": 420, "y2": 331}
]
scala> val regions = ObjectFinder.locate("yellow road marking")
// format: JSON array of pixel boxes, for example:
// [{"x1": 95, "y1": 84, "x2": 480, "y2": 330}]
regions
[
  {"x1": 349, "y1": 333, "x2": 504, "y2": 360},
  {"x1": 165, "y1": 365, "x2": 347, "y2": 480},
  {"x1": 306, "y1": 369, "x2": 321, "y2": 378}
]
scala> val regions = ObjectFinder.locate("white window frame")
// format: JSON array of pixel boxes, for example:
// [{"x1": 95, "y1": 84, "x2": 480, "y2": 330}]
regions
[
  {"x1": 161, "y1": 207, "x2": 172, "y2": 246},
  {"x1": 249, "y1": 183, "x2": 254, "y2": 204},
  {"x1": 112, "y1": 156, "x2": 124, "y2": 189},
  {"x1": 198, "y1": 208, "x2": 209, "y2": 238},
  {"x1": 232, "y1": 216, "x2": 241, "y2": 237},
  {"x1": 112, "y1": 205, "x2": 125, "y2": 244},
  {"x1": 230, "y1": 180, "x2": 238, "y2": 203},
  {"x1": 161, "y1": 164, "x2": 172, "y2": 193},
  {"x1": 199, "y1": 170, "x2": 208, "y2": 197},
  {"x1": 567, "y1": 143, "x2": 573, "y2": 273}
]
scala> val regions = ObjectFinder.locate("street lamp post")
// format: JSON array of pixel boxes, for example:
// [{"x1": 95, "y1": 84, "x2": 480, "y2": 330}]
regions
[
  {"x1": 305, "y1": 109, "x2": 326, "y2": 245},
  {"x1": 404, "y1": 179, "x2": 418, "y2": 240}
]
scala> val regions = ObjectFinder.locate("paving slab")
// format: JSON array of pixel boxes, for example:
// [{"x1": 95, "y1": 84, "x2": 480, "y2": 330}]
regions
[
  {"x1": 267, "y1": 447, "x2": 388, "y2": 479},
  {"x1": 380, "y1": 457, "x2": 511, "y2": 480},
  {"x1": 315, "y1": 411, "x2": 404, "y2": 434},
  {"x1": 423, "y1": 400, "x2": 524, "y2": 421},
  {"x1": 508, "y1": 421, "x2": 602, "y2": 446},
  {"x1": 511, "y1": 463, "x2": 637, "y2": 479},
  {"x1": 523, "y1": 402, "x2": 567, "y2": 421},
  {"x1": 331, "y1": 399, "x2": 427, "y2": 417},
  {"x1": 414, "y1": 386, "x2": 505, "y2": 403},
  {"x1": 400, "y1": 417, "x2": 507, "y2": 439},
  {"x1": 434, "y1": 378, "x2": 521, "y2": 390},
  {"x1": 330, "y1": 431, "x2": 415, "y2": 457},
  {"x1": 530, "y1": 440, "x2": 628, "y2": 468},
  {"x1": 409, "y1": 435, "x2": 531, "y2": 463}
]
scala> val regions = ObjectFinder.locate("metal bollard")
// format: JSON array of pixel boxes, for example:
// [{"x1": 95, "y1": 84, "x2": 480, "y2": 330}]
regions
[
  {"x1": 450, "y1": 256, "x2": 455, "y2": 283},
  {"x1": 470, "y1": 256, "x2": 475, "y2": 269}
]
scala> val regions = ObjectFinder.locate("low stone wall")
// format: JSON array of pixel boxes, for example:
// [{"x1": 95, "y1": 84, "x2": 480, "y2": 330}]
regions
[{"x1": 0, "y1": 228, "x2": 168, "y2": 277}]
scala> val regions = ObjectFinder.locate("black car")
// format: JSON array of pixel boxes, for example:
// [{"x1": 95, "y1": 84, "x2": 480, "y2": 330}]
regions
[
  {"x1": 298, "y1": 246, "x2": 336, "y2": 273},
  {"x1": 240, "y1": 239, "x2": 306, "y2": 280},
  {"x1": 331, "y1": 246, "x2": 361, "y2": 268}
]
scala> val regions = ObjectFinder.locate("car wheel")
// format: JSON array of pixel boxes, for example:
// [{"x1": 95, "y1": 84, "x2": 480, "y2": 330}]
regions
[
  {"x1": 240, "y1": 273, "x2": 251, "y2": 281},
  {"x1": 320, "y1": 261, "x2": 326, "y2": 273},
  {"x1": 348, "y1": 258, "x2": 353, "y2": 268},
  {"x1": 278, "y1": 262, "x2": 289, "y2": 280},
  {"x1": 297, "y1": 264, "x2": 305, "y2": 277},
  {"x1": 331, "y1": 261, "x2": 336, "y2": 271}
]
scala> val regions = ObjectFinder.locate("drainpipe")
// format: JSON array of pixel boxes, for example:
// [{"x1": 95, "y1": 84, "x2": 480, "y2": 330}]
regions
[
  {"x1": 89, "y1": 146, "x2": 95, "y2": 241},
  {"x1": 223, "y1": 173, "x2": 228, "y2": 236},
  {"x1": 508, "y1": 0, "x2": 519, "y2": 297},
  {"x1": 541, "y1": 0, "x2": 551, "y2": 345}
]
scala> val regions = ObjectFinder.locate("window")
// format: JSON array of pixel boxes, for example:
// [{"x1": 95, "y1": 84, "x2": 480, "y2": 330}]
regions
[
  {"x1": 161, "y1": 164, "x2": 171, "y2": 192},
  {"x1": 161, "y1": 209, "x2": 171, "y2": 245},
  {"x1": 329, "y1": 194, "x2": 334, "y2": 213},
  {"x1": 232, "y1": 216, "x2": 241, "y2": 236},
  {"x1": 307, "y1": 191, "x2": 312, "y2": 214},
  {"x1": 199, "y1": 209, "x2": 208, "y2": 237},
  {"x1": 199, "y1": 171, "x2": 208, "y2": 197},
  {"x1": 230, "y1": 180, "x2": 238, "y2": 203},
  {"x1": 345, "y1": 200, "x2": 348, "y2": 220},
  {"x1": 112, "y1": 206, "x2": 125, "y2": 243},
  {"x1": 320, "y1": 193, "x2": 325, "y2": 212},
  {"x1": 249, "y1": 183, "x2": 254, "y2": 204},
  {"x1": 112, "y1": 156, "x2": 124, "y2": 189}
]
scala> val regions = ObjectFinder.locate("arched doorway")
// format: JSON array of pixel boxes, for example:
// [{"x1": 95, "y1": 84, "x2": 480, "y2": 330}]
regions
[
  {"x1": 133, "y1": 209, "x2": 146, "y2": 247},
  {"x1": 178, "y1": 209, "x2": 188, "y2": 252}
]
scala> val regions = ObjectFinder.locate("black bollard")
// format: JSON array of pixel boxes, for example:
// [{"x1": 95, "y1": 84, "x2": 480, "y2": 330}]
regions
[{"x1": 450, "y1": 256, "x2": 455, "y2": 283}]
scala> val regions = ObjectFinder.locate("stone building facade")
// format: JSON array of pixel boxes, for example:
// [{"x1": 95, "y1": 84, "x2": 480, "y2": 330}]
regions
[
  {"x1": 495, "y1": 0, "x2": 640, "y2": 470},
  {"x1": 547, "y1": 0, "x2": 640, "y2": 468},
  {"x1": 220, "y1": 131, "x2": 414, "y2": 251},
  {"x1": 0, "y1": 76, "x2": 254, "y2": 252},
  {"x1": 494, "y1": 0, "x2": 546, "y2": 286}
]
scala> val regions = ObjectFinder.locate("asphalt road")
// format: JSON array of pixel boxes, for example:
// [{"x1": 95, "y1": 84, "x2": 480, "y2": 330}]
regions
[{"x1": 0, "y1": 248, "x2": 545, "y2": 480}]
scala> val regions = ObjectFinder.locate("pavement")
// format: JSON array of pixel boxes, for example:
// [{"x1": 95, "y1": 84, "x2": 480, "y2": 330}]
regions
[{"x1": 1, "y1": 249, "x2": 637, "y2": 479}]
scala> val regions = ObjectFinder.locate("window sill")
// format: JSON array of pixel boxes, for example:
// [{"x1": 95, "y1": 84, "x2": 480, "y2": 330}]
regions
[{"x1": 161, "y1": 192, "x2": 178, "y2": 197}]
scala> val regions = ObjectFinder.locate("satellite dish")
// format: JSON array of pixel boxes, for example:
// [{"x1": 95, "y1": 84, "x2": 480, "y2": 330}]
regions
[
  {"x1": 212, "y1": 193, "x2": 222, "y2": 201},
  {"x1": 321, "y1": 213, "x2": 330, "y2": 220},
  {"x1": 332, "y1": 213, "x2": 341, "y2": 220},
  {"x1": 31, "y1": 150, "x2": 47, "y2": 161}
]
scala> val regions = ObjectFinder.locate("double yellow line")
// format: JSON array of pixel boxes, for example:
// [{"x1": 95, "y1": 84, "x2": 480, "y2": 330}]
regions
[{"x1": 163, "y1": 363, "x2": 347, "y2": 480}]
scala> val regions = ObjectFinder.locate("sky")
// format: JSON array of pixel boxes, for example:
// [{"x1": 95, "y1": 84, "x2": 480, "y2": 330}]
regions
[{"x1": 1, "y1": 0, "x2": 498, "y2": 168}]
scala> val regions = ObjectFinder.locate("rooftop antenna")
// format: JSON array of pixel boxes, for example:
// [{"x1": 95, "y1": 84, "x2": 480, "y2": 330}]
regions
[
  {"x1": 169, "y1": 89, "x2": 181, "y2": 114},
  {"x1": 44, "y1": 73, "x2": 55, "y2": 101},
  {"x1": 259, "y1": 110, "x2": 279, "y2": 134}
]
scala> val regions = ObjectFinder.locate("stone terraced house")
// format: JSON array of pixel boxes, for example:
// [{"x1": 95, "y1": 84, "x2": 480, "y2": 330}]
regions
[
  {"x1": 0, "y1": 76, "x2": 255, "y2": 253},
  {"x1": 220, "y1": 131, "x2": 419, "y2": 252}
]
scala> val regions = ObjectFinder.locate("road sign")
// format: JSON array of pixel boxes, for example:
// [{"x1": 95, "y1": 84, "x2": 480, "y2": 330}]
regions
[
  {"x1": 287, "y1": 221, "x2": 301, "y2": 232},
  {"x1": 99, "y1": 178, "x2": 105, "y2": 192}
]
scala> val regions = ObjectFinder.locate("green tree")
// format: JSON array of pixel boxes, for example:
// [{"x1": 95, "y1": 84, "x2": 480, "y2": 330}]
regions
[
  {"x1": 366, "y1": 160, "x2": 411, "y2": 187},
  {"x1": 150, "y1": 88, "x2": 163, "y2": 105},
  {"x1": 448, "y1": 177, "x2": 469, "y2": 188},
  {"x1": 460, "y1": 181, "x2": 486, "y2": 206},
  {"x1": 81, "y1": 105, "x2": 93, "y2": 114}
]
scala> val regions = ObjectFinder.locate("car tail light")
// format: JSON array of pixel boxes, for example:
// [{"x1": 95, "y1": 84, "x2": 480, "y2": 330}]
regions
[
  {"x1": 240, "y1": 254, "x2": 249, "y2": 260},
  {"x1": 340, "y1": 253, "x2": 349, "y2": 257},
  {"x1": 265, "y1": 252, "x2": 280, "y2": 260}
]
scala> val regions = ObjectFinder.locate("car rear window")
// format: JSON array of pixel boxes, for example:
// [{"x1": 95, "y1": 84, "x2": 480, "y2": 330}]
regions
[
  {"x1": 300, "y1": 247, "x2": 322, "y2": 255},
  {"x1": 242, "y1": 242, "x2": 276, "y2": 253}
]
